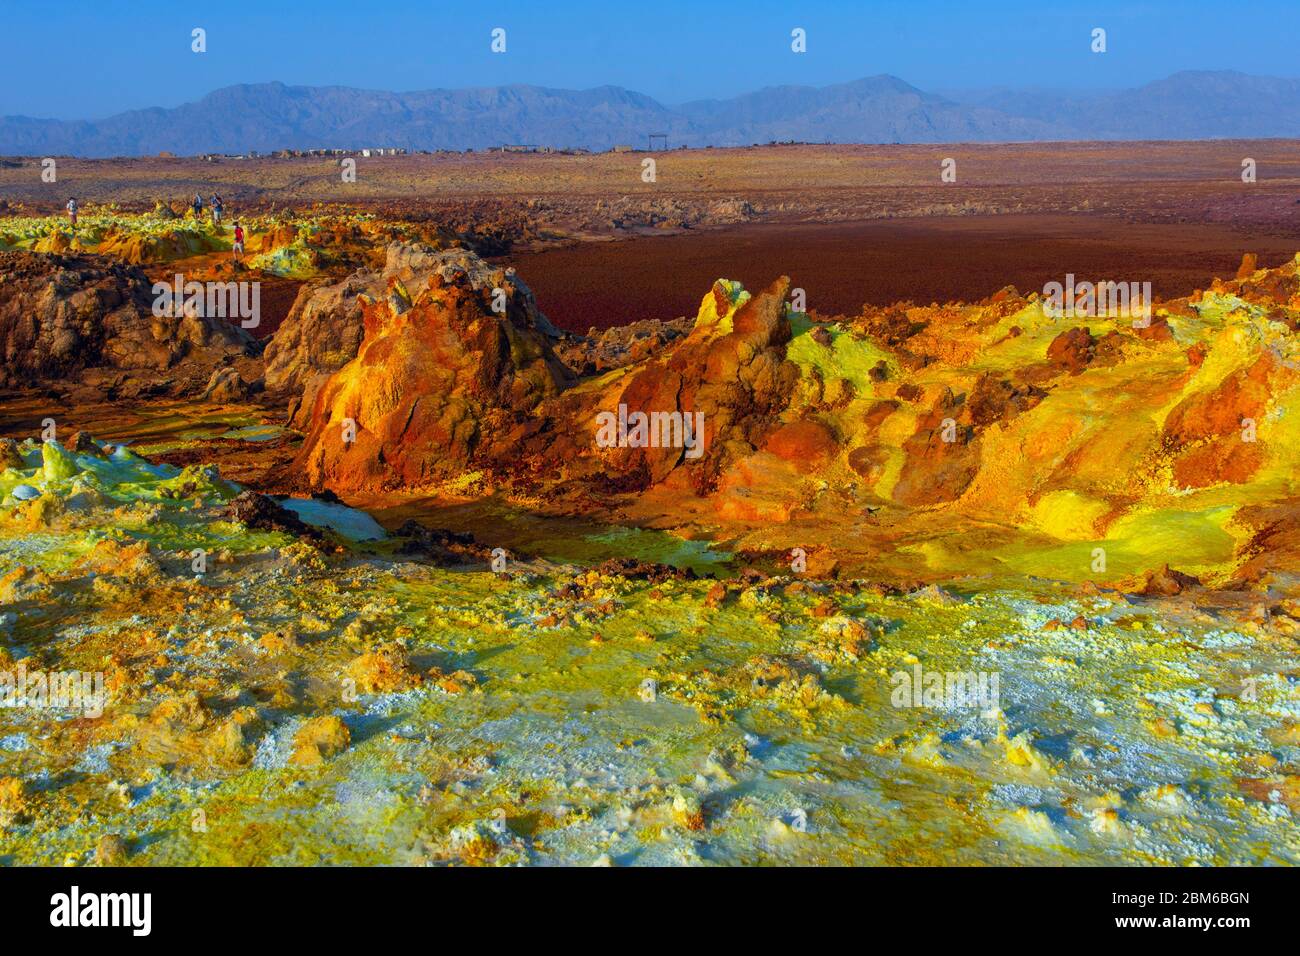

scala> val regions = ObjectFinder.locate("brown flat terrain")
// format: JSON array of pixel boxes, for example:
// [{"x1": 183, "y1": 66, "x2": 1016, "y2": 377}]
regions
[
  {"x1": 4, "y1": 140, "x2": 1300, "y2": 227},
  {"x1": 4, "y1": 141, "x2": 1298, "y2": 332},
  {"x1": 504, "y1": 214, "x2": 1300, "y2": 331}
]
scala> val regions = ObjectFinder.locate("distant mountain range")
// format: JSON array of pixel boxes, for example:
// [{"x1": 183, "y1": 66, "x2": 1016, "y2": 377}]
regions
[{"x1": 2, "y1": 70, "x2": 1298, "y2": 157}]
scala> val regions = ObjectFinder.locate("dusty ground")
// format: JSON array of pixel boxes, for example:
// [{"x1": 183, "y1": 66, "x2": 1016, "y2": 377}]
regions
[
  {"x1": 6, "y1": 141, "x2": 1295, "y2": 333},
  {"x1": 504, "y1": 215, "x2": 1300, "y2": 331},
  {"x1": 4, "y1": 140, "x2": 1298, "y2": 229}
]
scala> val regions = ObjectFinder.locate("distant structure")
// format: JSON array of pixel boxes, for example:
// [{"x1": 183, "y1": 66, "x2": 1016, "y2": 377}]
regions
[
  {"x1": 488, "y1": 144, "x2": 591, "y2": 155},
  {"x1": 647, "y1": 133, "x2": 667, "y2": 151},
  {"x1": 611, "y1": 144, "x2": 634, "y2": 153},
  {"x1": 257, "y1": 146, "x2": 408, "y2": 158}
]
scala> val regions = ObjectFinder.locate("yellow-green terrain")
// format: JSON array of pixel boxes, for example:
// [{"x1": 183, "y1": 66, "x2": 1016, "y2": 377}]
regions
[{"x1": 1, "y1": 437, "x2": 1299, "y2": 865}]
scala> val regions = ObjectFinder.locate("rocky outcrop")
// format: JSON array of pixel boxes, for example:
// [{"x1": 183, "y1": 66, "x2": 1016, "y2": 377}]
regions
[
  {"x1": 554, "y1": 316, "x2": 693, "y2": 376},
  {"x1": 291, "y1": 267, "x2": 803, "y2": 498},
  {"x1": 95, "y1": 227, "x2": 223, "y2": 265},
  {"x1": 201, "y1": 365, "x2": 253, "y2": 403},
  {"x1": 223, "y1": 491, "x2": 318, "y2": 539},
  {"x1": 0, "y1": 251, "x2": 255, "y2": 394},
  {"x1": 577, "y1": 278, "x2": 802, "y2": 493},
  {"x1": 1046, "y1": 326, "x2": 1096, "y2": 374},
  {"x1": 278, "y1": 247, "x2": 1300, "y2": 586},
  {"x1": 265, "y1": 243, "x2": 559, "y2": 427},
  {"x1": 891, "y1": 391, "x2": 980, "y2": 507},
  {"x1": 264, "y1": 274, "x2": 370, "y2": 424},
  {"x1": 293, "y1": 246, "x2": 571, "y2": 491}
]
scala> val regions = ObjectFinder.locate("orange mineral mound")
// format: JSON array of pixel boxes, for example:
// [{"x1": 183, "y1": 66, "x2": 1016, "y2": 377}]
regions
[
  {"x1": 281, "y1": 248, "x2": 1300, "y2": 585},
  {"x1": 294, "y1": 247, "x2": 569, "y2": 491}
]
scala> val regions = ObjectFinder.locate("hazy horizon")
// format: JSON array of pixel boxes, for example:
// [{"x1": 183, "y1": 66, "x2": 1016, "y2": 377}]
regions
[
  {"x1": 0, "y1": 72, "x2": 1237, "y2": 124},
  {"x1": 3, "y1": 0, "x2": 1298, "y2": 120}
]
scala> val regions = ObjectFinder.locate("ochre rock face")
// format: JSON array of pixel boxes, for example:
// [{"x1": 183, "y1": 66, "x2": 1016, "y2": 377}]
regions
[
  {"x1": 892, "y1": 399, "x2": 980, "y2": 507},
  {"x1": 294, "y1": 263, "x2": 571, "y2": 492},
  {"x1": 264, "y1": 275, "x2": 369, "y2": 424},
  {"x1": 294, "y1": 270, "x2": 805, "y2": 498},
  {"x1": 1163, "y1": 354, "x2": 1275, "y2": 446},
  {"x1": 267, "y1": 243, "x2": 563, "y2": 428},
  {"x1": 764, "y1": 419, "x2": 839, "y2": 472},
  {"x1": 1163, "y1": 353, "x2": 1288, "y2": 489},
  {"x1": 590, "y1": 277, "x2": 801, "y2": 492},
  {"x1": 1046, "y1": 326, "x2": 1097, "y2": 374},
  {"x1": 1236, "y1": 252, "x2": 1259, "y2": 280}
]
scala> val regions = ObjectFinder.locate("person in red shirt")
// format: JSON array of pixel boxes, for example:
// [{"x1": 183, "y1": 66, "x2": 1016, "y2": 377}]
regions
[{"x1": 232, "y1": 221, "x2": 244, "y2": 262}]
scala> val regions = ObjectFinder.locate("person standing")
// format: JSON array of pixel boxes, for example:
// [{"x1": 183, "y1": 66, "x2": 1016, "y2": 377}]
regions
[
  {"x1": 66, "y1": 197, "x2": 78, "y2": 231},
  {"x1": 211, "y1": 194, "x2": 223, "y2": 225},
  {"x1": 232, "y1": 220, "x2": 244, "y2": 263},
  {"x1": 192, "y1": 193, "x2": 204, "y2": 219}
]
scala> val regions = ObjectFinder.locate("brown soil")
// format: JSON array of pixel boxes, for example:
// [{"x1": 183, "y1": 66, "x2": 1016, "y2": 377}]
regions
[
  {"x1": 504, "y1": 214, "x2": 1300, "y2": 332},
  {"x1": 142, "y1": 255, "x2": 304, "y2": 340},
  {"x1": 5, "y1": 140, "x2": 1300, "y2": 212},
  {"x1": 249, "y1": 276, "x2": 305, "y2": 339},
  {"x1": 8, "y1": 142, "x2": 1300, "y2": 337}
]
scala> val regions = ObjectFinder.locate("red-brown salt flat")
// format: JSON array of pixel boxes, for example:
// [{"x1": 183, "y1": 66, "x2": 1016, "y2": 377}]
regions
[{"x1": 506, "y1": 214, "x2": 1300, "y2": 332}]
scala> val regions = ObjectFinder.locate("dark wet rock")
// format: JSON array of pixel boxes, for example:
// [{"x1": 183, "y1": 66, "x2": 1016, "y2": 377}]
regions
[
  {"x1": 394, "y1": 520, "x2": 493, "y2": 564},
  {"x1": 592, "y1": 556, "x2": 696, "y2": 583},
  {"x1": 223, "y1": 491, "x2": 317, "y2": 539},
  {"x1": 67, "y1": 431, "x2": 102, "y2": 455}
]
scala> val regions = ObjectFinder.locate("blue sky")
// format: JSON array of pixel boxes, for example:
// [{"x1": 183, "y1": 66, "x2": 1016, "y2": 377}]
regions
[{"x1": 2, "y1": 0, "x2": 1295, "y2": 119}]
